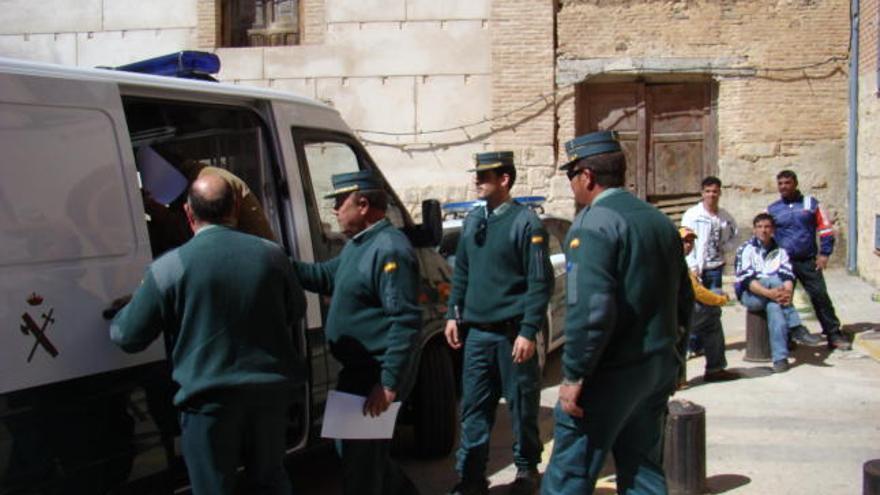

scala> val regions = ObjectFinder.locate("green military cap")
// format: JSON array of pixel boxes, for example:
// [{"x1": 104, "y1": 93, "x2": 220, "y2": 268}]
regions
[
  {"x1": 559, "y1": 130, "x2": 621, "y2": 171},
  {"x1": 324, "y1": 169, "x2": 382, "y2": 198},
  {"x1": 467, "y1": 151, "x2": 515, "y2": 172}
]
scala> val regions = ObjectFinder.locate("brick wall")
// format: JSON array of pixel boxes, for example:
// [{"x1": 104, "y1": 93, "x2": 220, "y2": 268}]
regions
[
  {"x1": 557, "y1": 0, "x2": 852, "y2": 261},
  {"x1": 301, "y1": 0, "x2": 325, "y2": 44},
  {"x1": 489, "y1": 0, "x2": 562, "y2": 211},
  {"x1": 196, "y1": 0, "x2": 217, "y2": 48}
]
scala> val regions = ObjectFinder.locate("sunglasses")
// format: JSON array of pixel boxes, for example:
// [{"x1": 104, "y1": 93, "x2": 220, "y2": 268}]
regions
[
  {"x1": 566, "y1": 167, "x2": 586, "y2": 181},
  {"x1": 475, "y1": 216, "x2": 488, "y2": 246}
]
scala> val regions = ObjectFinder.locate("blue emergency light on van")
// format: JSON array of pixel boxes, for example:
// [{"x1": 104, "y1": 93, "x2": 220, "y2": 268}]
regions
[{"x1": 112, "y1": 51, "x2": 221, "y2": 81}]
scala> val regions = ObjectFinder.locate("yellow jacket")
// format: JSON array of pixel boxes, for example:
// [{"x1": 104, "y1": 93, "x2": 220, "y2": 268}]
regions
[{"x1": 690, "y1": 272, "x2": 728, "y2": 306}]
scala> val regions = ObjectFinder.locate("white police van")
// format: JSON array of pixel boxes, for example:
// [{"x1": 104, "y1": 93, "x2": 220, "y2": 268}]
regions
[{"x1": 0, "y1": 52, "x2": 455, "y2": 493}]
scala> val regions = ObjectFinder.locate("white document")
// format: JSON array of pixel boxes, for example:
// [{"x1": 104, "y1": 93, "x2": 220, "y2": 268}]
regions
[
  {"x1": 136, "y1": 146, "x2": 188, "y2": 204},
  {"x1": 320, "y1": 390, "x2": 402, "y2": 440}
]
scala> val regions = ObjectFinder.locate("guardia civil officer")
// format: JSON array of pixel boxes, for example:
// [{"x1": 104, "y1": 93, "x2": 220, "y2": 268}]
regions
[
  {"x1": 542, "y1": 132, "x2": 694, "y2": 494},
  {"x1": 292, "y1": 170, "x2": 421, "y2": 495},
  {"x1": 111, "y1": 174, "x2": 306, "y2": 495},
  {"x1": 444, "y1": 152, "x2": 554, "y2": 495}
]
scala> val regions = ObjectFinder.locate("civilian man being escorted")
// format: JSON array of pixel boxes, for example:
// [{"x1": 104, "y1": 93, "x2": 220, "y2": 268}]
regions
[
  {"x1": 543, "y1": 131, "x2": 694, "y2": 495},
  {"x1": 111, "y1": 174, "x2": 306, "y2": 495},
  {"x1": 444, "y1": 152, "x2": 554, "y2": 495},
  {"x1": 293, "y1": 170, "x2": 421, "y2": 495},
  {"x1": 768, "y1": 170, "x2": 850, "y2": 350}
]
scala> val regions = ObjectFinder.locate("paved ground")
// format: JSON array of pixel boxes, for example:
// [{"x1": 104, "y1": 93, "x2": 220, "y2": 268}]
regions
[{"x1": 290, "y1": 268, "x2": 880, "y2": 494}]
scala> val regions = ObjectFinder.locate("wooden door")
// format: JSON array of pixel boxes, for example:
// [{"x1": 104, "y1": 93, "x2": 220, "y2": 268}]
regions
[{"x1": 575, "y1": 81, "x2": 716, "y2": 221}]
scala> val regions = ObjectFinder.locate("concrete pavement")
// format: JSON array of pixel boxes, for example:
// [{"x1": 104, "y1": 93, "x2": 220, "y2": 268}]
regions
[{"x1": 398, "y1": 268, "x2": 879, "y2": 494}]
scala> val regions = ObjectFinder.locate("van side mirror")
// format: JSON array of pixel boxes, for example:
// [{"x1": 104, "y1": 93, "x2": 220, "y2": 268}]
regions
[{"x1": 403, "y1": 199, "x2": 442, "y2": 248}]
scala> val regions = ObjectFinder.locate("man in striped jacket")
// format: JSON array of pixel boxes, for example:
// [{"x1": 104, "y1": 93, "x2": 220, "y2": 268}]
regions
[{"x1": 767, "y1": 170, "x2": 850, "y2": 351}]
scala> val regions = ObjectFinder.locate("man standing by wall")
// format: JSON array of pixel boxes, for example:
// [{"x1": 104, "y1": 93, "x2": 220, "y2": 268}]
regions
[
  {"x1": 680, "y1": 176, "x2": 737, "y2": 357},
  {"x1": 111, "y1": 174, "x2": 306, "y2": 495},
  {"x1": 542, "y1": 131, "x2": 693, "y2": 494},
  {"x1": 293, "y1": 170, "x2": 421, "y2": 495},
  {"x1": 768, "y1": 170, "x2": 851, "y2": 350},
  {"x1": 444, "y1": 152, "x2": 553, "y2": 495}
]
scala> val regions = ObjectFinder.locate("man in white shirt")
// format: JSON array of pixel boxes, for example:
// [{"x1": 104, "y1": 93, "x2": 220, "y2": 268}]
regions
[{"x1": 681, "y1": 176, "x2": 738, "y2": 356}]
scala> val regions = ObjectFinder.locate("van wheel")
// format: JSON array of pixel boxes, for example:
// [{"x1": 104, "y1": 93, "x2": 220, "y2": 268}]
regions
[{"x1": 412, "y1": 338, "x2": 456, "y2": 458}]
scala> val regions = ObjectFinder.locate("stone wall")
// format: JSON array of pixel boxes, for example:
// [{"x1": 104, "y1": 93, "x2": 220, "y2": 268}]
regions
[
  {"x1": 858, "y1": 0, "x2": 880, "y2": 285},
  {"x1": 556, "y1": 0, "x2": 851, "y2": 256},
  {"x1": 0, "y1": 0, "x2": 199, "y2": 66},
  {"x1": 209, "y1": 0, "x2": 496, "y2": 212}
]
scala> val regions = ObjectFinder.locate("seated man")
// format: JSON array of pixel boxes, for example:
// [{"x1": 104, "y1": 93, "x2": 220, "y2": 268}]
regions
[
  {"x1": 734, "y1": 213, "x2": 819, "y2": 373},
  {"x1": 680, "y1": 227, "x2": 738, "y2": 383}
]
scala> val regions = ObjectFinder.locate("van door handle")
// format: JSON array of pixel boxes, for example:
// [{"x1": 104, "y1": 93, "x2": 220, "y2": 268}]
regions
[{"x1": 102, "y1": 295, "x2": 132, "y2": 320}]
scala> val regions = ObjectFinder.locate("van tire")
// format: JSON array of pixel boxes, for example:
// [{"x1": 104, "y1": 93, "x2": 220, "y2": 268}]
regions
[{"x1": 412, "y1": 338, "x2": 456, "y2": 458}]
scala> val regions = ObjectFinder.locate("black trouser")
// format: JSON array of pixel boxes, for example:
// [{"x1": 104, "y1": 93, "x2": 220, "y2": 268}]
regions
[
  {"x1": 791, "y1": 257, "x2": 841, "y2": 336},
  {"x1": 692, "y1": 303, "x2": 727, "y2": 373}
]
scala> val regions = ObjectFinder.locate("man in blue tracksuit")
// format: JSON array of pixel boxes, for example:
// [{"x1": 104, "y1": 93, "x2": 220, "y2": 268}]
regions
[{"x1": 767, "y1": 170, "x2": 851, "y2": 351}]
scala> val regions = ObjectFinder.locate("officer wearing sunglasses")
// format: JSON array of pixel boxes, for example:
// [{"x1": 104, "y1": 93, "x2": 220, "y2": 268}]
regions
[
  {"x1": 542, "y1": 131, "x2": 694, "y2": 494},
  {"x1": 443, "y1": 152, "x2": 554, "y2": 495}
]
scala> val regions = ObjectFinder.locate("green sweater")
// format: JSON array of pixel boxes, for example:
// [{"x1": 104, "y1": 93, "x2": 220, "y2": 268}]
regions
[
  {"x1": 293, "y1": 219, "x2": 421, "y2": 392},
  {"x1": 562, "y1": 189, "x2": 694, "y2": 381},
  {"x1": 111, "y1": 225, "x2": 306, "y2": 407},
  {"x1": 445, "y1": 202, "x2": 554, "y2": 340}
]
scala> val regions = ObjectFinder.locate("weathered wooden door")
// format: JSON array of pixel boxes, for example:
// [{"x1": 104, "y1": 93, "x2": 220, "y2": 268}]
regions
[{"x1": 575, "y1": 81, "x2": 717, "y2": 221}]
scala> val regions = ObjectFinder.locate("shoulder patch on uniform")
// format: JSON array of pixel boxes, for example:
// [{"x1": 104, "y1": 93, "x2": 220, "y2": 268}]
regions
[
  {"x1": 531, "y1": 235, "x2": 544, "y2": 244},
  {"x1": 569, "y1": 237, "x2": 581, "y2": 249},
  {"x1": 383, "y1": 261, "x2": 398, "y2": 273}
]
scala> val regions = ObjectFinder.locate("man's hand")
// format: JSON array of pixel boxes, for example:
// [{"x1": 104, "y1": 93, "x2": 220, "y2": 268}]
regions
[
  {"x1": 511, "y1": 336, "x2": 536, "y2": 364},
  {"x1": 363, "y1": 384, "x2": 396, "y2": 417},
  {"x1": 559, "y1": 380, "x2": 584, "y2": 418},
  {"x1": 816, "y1": 255, "x2": 829, "y2": 271},
  {"x1": 444, "y1": 319, "x2": 462, "y2": 349}
]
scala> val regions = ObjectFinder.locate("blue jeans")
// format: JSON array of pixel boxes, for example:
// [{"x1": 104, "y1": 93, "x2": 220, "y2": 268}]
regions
[
  {"x1": 739, "y1": 276, "x2": 802, "y2": 362},
  {"x1": 689, "y1": 266, "x2": 723, "y2": 354},
  {"x1": 702, "y1": 266, "x2": 724, "y2": 291}
]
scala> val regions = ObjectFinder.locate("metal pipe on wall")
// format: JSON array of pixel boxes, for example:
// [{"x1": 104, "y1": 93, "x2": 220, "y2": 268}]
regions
[{"x1": 847, "y1": 0, "x2": 859, "y2": 273}]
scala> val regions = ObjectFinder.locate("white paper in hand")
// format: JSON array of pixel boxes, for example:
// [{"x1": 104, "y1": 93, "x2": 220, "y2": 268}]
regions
[{"x1": 320, "y1": 390, "x2": 401, "y2": 440}]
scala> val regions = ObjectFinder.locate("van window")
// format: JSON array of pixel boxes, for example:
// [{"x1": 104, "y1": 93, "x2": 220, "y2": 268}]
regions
[
  {"x1": 122, "y1": 98, "x2": 284, "y2": 257},
  {"x1": 0, "y1": 103, "x2": 133, "y2": 266},
  {"x1": 295, "y1": 135, "x2": 406, "y2": 260}
]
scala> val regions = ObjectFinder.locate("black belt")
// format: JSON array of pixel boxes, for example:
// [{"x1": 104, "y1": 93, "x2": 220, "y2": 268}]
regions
[{"x1": 468, "y1": 317, "x2": 521, "y2": 334}]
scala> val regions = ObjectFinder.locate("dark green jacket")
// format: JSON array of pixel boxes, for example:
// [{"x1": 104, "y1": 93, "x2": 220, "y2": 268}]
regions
[
  {"x1": 111, "y1": 225, "x2": 306, "y2": 407},
  {"x1": 293, "y1": 219, "x2": 421, "y2": 392},
  {"x1": 562, "y1": 189, "x2": 693, "y2": 381},
  {"x1": 445, "y1": 202, "x2": 554, "y2": 340}
]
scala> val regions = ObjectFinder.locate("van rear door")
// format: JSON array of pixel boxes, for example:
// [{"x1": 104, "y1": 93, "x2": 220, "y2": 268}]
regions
[{"x1": 0, "y1": 72, "x2": 163, "y2": 394}]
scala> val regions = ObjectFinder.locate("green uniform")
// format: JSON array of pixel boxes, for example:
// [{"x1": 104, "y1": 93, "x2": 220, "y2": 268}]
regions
[
  {"x1": 543, "y1": 189, "x2": 694, "y2": 494},
  {"x1": 294, "y1": 218, "x2": 421, "y2": 495},
  {"x1": 112, "y1": 225, "x2": 306, "y2": 495},
  {"x1": 446, "y1": 201, "x2": 553, "y2": 482}
]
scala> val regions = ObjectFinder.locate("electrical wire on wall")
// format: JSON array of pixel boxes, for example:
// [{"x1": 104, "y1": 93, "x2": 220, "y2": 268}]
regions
[{"x1": 353, "y1": 54, "x2": 849, "y2": 153}]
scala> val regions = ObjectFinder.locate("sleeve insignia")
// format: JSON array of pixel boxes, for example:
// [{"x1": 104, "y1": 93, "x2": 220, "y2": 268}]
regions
[
  {"x1": 531, "y1": 235, "x2": 544, "y2": 244},
  {"x1": 569, "y1": 238, "x2": 581, "y2": 249},
  {"x1": 383, "y1": 261, "x2": 398, "y2": 273}
]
